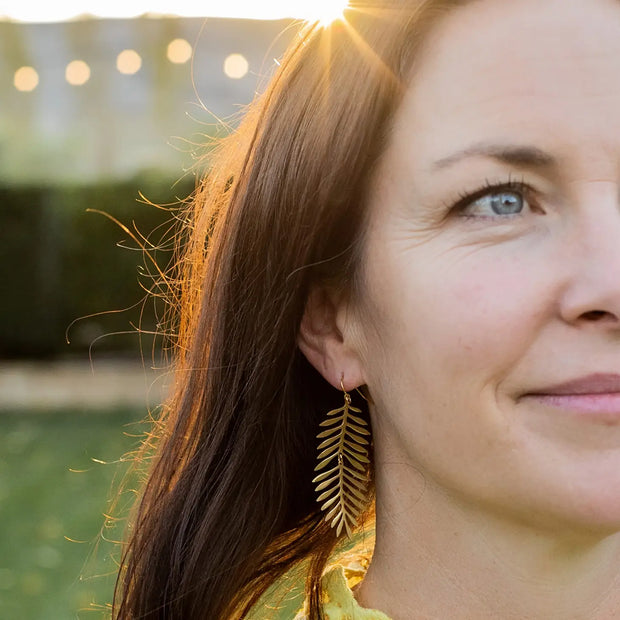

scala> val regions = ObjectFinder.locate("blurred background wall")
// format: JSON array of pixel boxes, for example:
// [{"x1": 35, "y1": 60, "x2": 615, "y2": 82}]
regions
[{"x1": 1, "y1": 15, "x2": 292, "y2": 359}]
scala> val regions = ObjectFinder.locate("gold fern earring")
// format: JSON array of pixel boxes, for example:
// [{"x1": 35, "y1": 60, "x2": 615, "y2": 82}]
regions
[{"x1": 312, "y1": 377, "x2": 371, "y2": 538}]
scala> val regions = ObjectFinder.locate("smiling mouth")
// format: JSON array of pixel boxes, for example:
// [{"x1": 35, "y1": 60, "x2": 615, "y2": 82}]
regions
[{"x1": 522, "y1": 373, "x2": 620, "y2": 420}]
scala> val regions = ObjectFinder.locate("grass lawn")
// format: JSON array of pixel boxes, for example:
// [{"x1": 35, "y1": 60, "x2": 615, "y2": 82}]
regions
[
  {"x1": 0, "y1": 408, "x2": 145, "y2": 620},
  {"x1": 0, "y1": 407, "x2": 315, "y2": 619}
]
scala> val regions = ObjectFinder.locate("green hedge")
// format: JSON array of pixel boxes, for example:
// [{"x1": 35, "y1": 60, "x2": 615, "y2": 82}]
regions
[{"x1": 1, "y1": 173, "x2": 195, "y2": 358}]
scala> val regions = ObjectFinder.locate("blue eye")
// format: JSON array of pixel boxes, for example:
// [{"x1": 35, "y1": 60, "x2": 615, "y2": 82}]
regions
[
  {"x1": 485, "y1": 191, "x2": 524, "y2": 215},
  {"x1": 453, "y1": 181, "x2": 533, "y2": 218}
]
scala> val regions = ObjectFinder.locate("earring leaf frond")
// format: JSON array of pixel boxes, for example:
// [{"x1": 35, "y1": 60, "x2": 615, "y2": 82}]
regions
[{"x1": 313, "y1": 389, "x2": 371, "y2": 539}]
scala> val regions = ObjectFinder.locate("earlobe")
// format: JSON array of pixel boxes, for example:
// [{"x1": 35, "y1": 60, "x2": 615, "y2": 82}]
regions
[{"x1": 297, "y1": 286, "x2": 366, "y2": 391}]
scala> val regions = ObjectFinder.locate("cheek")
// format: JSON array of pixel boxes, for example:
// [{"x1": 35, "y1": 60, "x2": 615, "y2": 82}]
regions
[
  {"x1": 362, "y1": 252, "x2": 542, "y2": 479},
  {"x1": 377, "y1": 251, "x2": 549, "y2": 376},
  {"x1": 359, "y1": 242, "x2": 557, "y2": 451}
]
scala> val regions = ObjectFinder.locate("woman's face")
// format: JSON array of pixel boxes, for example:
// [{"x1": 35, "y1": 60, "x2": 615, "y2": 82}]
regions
[{"x1": 354, "y1": 0, "x2": 620, "y2": 530}]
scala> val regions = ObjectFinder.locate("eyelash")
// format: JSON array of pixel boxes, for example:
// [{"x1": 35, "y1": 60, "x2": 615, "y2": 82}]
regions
[{"x1": 447, "y1": 176, "x2": 535, "y2": 219}]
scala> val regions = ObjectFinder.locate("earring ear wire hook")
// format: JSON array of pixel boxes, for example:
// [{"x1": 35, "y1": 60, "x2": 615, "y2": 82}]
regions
[{"x1": 340, "y1": 374, "x2": 370, "y2": 403}]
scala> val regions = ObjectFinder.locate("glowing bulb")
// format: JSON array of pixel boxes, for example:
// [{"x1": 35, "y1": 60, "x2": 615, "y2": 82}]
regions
[
  {"x1": 223, "y1": 53, "x2": 249, "y2": 80},
  {"x1": 167, "y1": 38, "x2": 192, "y2": 64},
  {"x1": 14, "y1": 66, "x2": 38, "y2": 92},
  {"x1": 116, "y1": 49, "x2": 142, "y2": 75},
  {"x1": 65, "y1": 60, "x2": 90, "y2": 86}
]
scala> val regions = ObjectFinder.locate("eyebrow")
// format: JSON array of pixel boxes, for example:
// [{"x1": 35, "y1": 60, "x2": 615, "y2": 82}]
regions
[{"x1": 432, "y1": 142, "x2": 558, "y2": 171}]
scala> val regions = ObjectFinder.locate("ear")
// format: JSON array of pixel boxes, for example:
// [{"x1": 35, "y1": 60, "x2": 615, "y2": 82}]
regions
[{"x1": 297, "y1": 285, "x2": 366, "y2": 391}]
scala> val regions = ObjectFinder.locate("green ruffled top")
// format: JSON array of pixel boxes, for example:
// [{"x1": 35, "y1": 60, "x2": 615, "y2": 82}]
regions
[{"x1": 295, "y1": 565, "x2": 392, "y2": 620}]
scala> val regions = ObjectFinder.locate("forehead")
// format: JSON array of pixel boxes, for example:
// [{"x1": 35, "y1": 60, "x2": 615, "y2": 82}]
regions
[{"x1": 389, "y1": 0, "x2": 620, "y2": 169}]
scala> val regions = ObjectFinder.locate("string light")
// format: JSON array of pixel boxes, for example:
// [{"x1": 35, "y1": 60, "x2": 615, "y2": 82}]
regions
[
  {"x1": 14, "y1": 66, "x2": 38, "y2": 91},
  {"x1": 167, "y1": 38, "x2": 192, "y2": 64},
  {"x1": 116, "y1": 49, "x2": 142, "y2": 75},
  {"x1": 223, "y1": 53, "x2": 248, "y2": 79},
  {"x1": 65, "y1": 60, "x2": 90, "y2": 86}
]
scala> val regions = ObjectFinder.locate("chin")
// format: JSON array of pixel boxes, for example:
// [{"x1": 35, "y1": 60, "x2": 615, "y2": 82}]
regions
[
  {"x1": 569, "y1": 497, "x2": 620, "y2": 536},
  {"x1": 528, "y1": 481, "x2": 620, "y2": 539}
]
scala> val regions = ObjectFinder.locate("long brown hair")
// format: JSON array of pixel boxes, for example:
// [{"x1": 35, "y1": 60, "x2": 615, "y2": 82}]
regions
[{"x1": 113, "y1": 2, "x2": 460, "y2": 618}]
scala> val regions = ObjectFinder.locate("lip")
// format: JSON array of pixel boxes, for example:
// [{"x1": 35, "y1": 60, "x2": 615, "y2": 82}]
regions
[
  {"x1": 522, "y1": 373, "x2": 620, "y2": 420},
  {"x1": 527, "y1": 373, "x2": 620, "y2": 396}
]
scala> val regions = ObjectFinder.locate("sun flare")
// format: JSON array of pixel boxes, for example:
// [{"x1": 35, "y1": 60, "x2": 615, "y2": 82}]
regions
[{"x1": 301, "y1": 0, "x2": 349, "y2": 26}]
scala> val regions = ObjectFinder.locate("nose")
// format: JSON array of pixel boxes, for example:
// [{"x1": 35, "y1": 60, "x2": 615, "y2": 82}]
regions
[{"x1": 559, "y1": 203, "x2": 620, "y2": 328}]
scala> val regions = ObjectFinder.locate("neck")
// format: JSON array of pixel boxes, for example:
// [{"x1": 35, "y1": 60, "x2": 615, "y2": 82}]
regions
[{"x1": 356, "y1": 462, "x2": 620, "y2": 619}]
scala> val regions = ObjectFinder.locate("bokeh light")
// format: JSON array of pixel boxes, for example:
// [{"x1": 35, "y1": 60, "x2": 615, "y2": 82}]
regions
[
  {"x1": 14, "y1": 66, "x2": 39, "y2": 91},
  {"x1": 65, "y1": 60, "x2": 91, "y2": 86},
  {"x1": 166, "y1": 38, "x2": 192, "y2": 64},
  {"x1": 223, "y1": 53, "x2": 249, "y2": 79},
  {"x1": 116, "y1": 49, "x2": 142, "y2": 75}
]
